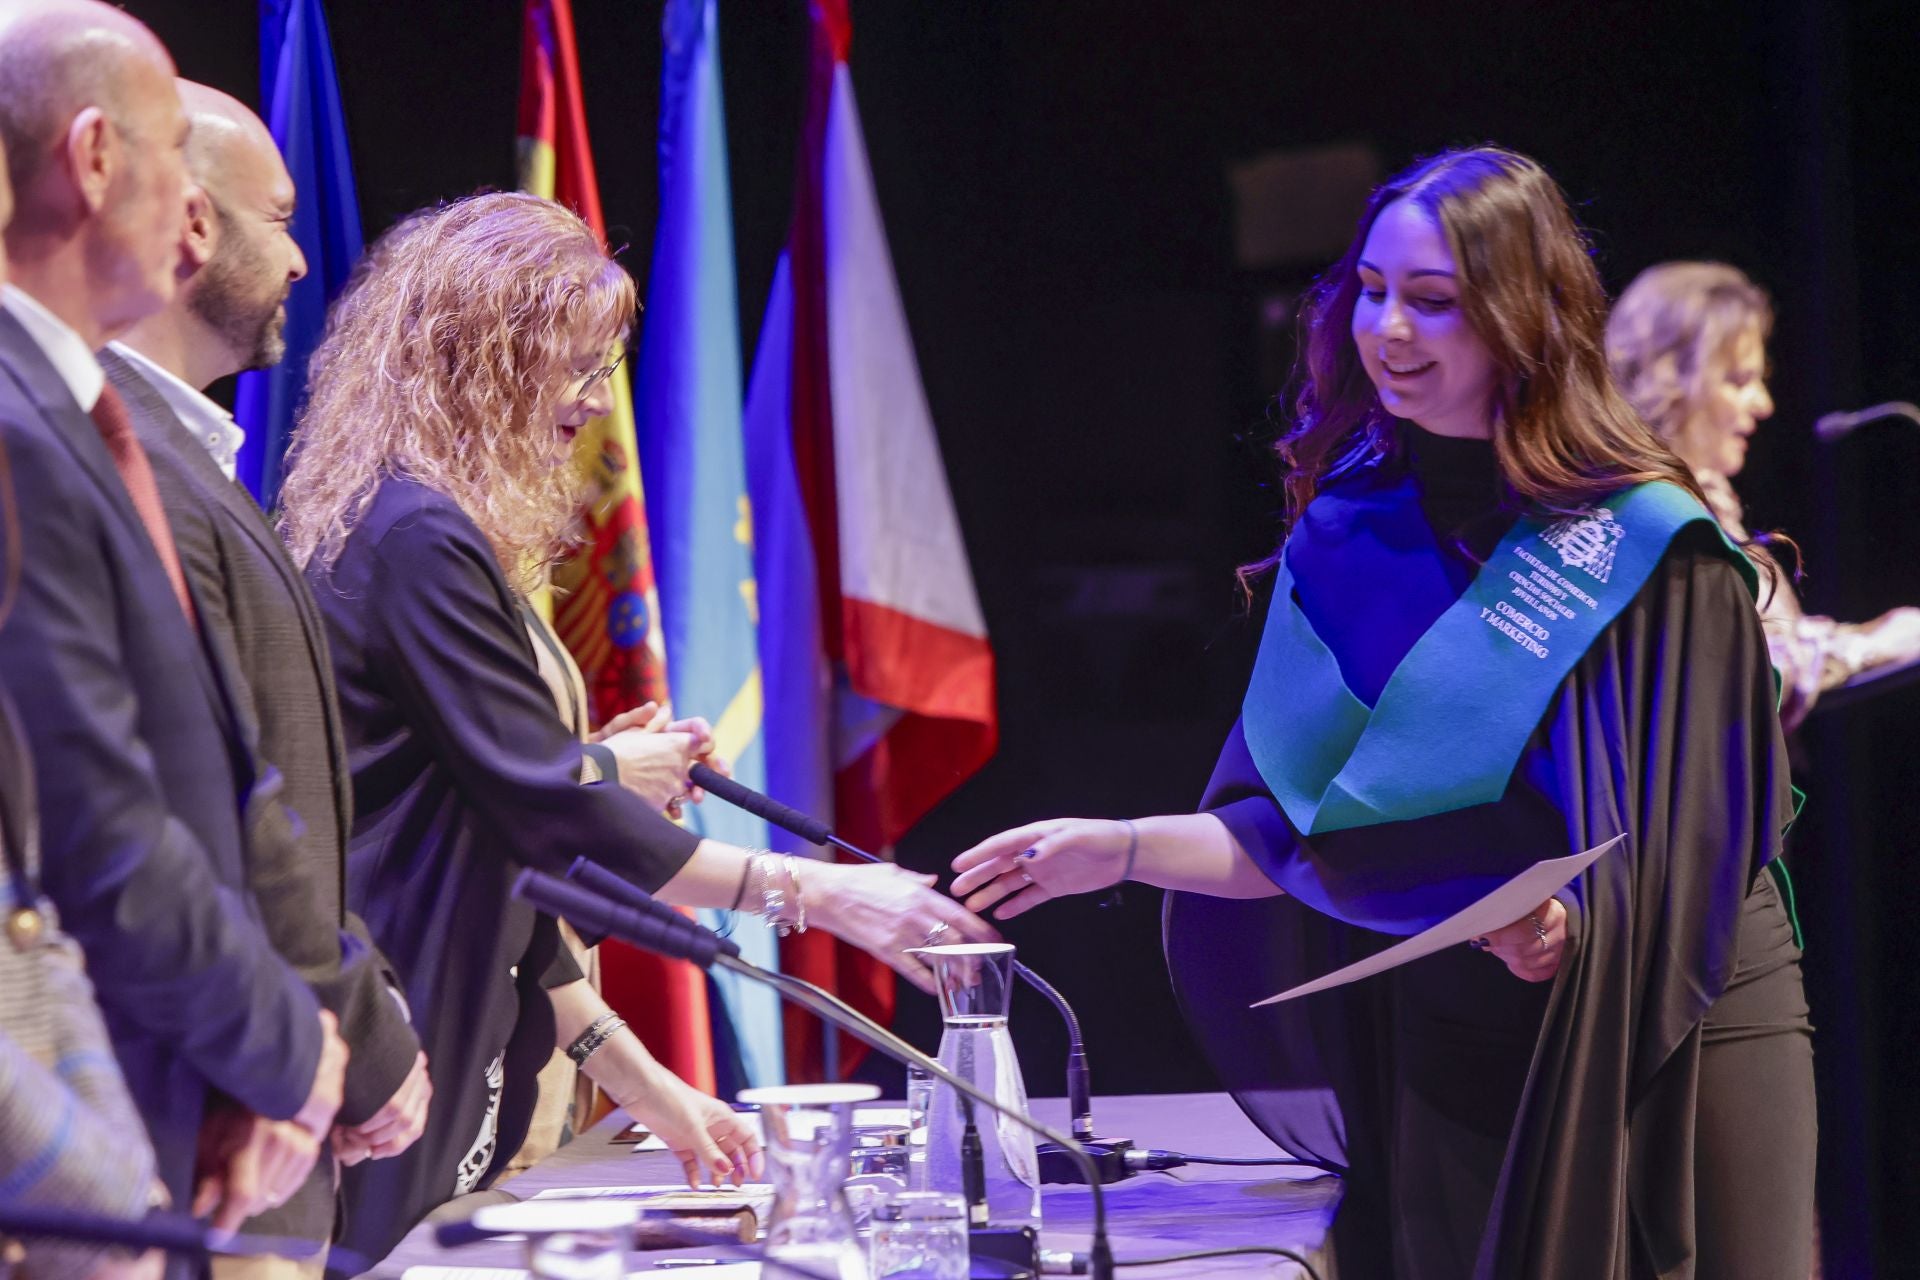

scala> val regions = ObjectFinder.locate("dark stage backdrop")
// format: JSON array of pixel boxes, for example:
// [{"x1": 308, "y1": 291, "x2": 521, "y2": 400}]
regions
[{"x1": 125, "y1": 1, "x2": 1920, "y2": 1272}]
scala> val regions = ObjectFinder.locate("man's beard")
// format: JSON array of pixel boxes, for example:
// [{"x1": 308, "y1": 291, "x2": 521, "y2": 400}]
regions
[{"x1": 188, "y1": 217, "x2": 288, "y2": 372}]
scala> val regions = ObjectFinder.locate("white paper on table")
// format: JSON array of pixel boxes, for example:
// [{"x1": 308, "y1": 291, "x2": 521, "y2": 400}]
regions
[
  {"x1": 852, "y1": 1106, "x2": 913, "y2": 1128},
  {"x1": 1251, "y1": 834, "x2": 1624, "y2": 1007}
]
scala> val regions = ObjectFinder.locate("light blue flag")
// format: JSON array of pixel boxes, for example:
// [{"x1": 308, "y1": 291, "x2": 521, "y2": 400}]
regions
[
  {"x1": 635, "y1": 0, "x2": 785, "y2": 1090},
  {"x1": 235, "y1": 0, "x2": 362, "y2": 507}
]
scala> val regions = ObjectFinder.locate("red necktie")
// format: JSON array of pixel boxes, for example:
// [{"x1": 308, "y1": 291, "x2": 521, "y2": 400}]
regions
[{"x1": 89, "y1": 383, "x2": 197, "y2": 629}]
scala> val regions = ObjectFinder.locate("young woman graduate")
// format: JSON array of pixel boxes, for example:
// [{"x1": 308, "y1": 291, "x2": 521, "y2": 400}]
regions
[{"x1": 952, "y1": 147, "x2": 1815, "y2": 1279}]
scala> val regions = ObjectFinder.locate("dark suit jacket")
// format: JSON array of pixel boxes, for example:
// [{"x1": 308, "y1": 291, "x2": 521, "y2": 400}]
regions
[
  {"x1": 0, "y1": 310, "x2": 322, "y2": 1207},
  {"x1": 311, "y1": 476, "x2": 700, "y2": 1266},
  {"x1": 103, "y1": 348, "x2": 422, "y2": 1239}
]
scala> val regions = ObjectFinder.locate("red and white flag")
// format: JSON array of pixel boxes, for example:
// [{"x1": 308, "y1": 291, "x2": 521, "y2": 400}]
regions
[{"x1": 747, "y1": 0, "x2": 996, "y2": 1077}]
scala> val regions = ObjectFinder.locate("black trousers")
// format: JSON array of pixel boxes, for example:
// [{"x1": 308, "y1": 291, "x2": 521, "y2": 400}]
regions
[
  {"x1": 1692, "y1": 871, "x2": 1816, "y2": 1280},
  {"x1": 1361, "y1": 870, "x2": 1815, "y2": 1280}
]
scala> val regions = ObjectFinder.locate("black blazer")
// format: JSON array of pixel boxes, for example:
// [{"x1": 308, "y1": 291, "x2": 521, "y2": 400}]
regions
[
  {"x1": 103, "y1": 348, "x2": 423, "y2": 1239},
  {"x1": 0, "y1": 310, "x2": 323, "y2": 1205},
  {"x1": 310, "y1": 475, "x2": 699, "y2": 1266}
]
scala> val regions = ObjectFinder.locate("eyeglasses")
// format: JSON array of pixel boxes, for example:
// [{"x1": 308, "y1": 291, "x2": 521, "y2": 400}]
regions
[{"x1": 570, "y1": 350, "x2": 626, "y2": 401}]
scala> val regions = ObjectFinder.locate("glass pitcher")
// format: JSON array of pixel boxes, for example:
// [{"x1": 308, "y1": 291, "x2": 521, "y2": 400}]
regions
[
  {"x1": 738, "y1": 1082, "x2": 880, "y2": 1280},
  {"x1": 918, "y1": 942, "x2": 1042, "y2": 1228}
]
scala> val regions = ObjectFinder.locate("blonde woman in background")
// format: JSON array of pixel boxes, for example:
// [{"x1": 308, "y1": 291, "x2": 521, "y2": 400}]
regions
[{"x1": 1608, "y1": 262, "x2": 1920, "y2": 729}]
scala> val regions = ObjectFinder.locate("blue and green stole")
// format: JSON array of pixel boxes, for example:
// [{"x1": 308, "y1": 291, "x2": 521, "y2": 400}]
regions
[{"x1": 1244, "y1": 478, "x2": 1756, "y2": 837}]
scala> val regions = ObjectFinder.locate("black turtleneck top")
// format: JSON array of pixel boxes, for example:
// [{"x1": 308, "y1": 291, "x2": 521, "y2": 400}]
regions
[{"x1": 1404, "y1": 424, "x2": 1512, "y2": 562}]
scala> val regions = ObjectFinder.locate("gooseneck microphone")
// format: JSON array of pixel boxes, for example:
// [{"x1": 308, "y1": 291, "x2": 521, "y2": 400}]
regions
[
  {"x1": 1814, "y1": 400, "x2": 1920, "y2": 442},
  {"x1": 513, "y1": 867, "x2": 1115, "y2": 1280},
  {"x1": 685, "y1": 763, "x2": 1110, "y2": 1164}
]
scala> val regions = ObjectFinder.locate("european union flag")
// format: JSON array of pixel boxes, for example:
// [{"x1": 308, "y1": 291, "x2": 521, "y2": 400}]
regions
[{"x1": 235, "y1": 0, "x2": 362, "y2": 508}]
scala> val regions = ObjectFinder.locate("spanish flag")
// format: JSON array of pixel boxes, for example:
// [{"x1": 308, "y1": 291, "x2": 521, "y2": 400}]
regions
[{"x1": 518, "y1": 0, "x2": 716, "y2": 1093}]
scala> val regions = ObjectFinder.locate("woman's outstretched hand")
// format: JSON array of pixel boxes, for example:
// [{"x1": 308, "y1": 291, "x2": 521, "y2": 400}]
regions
[
  {"x1": 950, "y1": 819, "x2": 1133, "y2": 920},
  {"x1": 1473, "y1": 897, "x2": 1567, "y2": 983},
  {"x1": 800, "y1": 860, "x2": 1001, "y2": 994}
]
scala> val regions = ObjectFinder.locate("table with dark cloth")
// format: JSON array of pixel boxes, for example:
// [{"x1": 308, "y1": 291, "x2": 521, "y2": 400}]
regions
[{"x1": 367, "y1": 1093, "x2": 1337, "y2": 1277}]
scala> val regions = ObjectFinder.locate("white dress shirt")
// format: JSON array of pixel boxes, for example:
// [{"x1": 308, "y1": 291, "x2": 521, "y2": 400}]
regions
[
  {"x1": 1, "y1": 285, "x2": 104, "y2": 414},
  {"x1": 105, "y1": 341, "x2": 247, "y2": 482}
]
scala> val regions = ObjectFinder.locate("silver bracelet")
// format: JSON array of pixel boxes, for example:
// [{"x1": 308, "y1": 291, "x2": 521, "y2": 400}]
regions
[
  {"x1": 784, "y1": 854, "x2": 808, "y2": 935},
  {"x1": 566, "y1": 1011, "x2": 626, "y2": 1067},
  {"x1": 748, "y1": 851, "x2": 810, "y2": 936}
]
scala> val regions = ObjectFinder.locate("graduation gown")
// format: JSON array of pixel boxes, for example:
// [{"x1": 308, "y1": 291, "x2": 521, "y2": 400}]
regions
[{"x1": 1164, "y1": 430, "x2": 1812, "y2": 1278}]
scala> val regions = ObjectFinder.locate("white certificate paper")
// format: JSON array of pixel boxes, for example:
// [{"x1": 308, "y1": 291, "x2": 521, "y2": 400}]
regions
[{"x1": 1251, "y1": 834, "x2": 1625, "y2": 1008}]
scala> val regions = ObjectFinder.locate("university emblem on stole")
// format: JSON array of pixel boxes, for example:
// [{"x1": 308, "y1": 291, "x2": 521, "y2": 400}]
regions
[{"x1": 1541, "y1": 506, "x2": 1626, "y2": 583}]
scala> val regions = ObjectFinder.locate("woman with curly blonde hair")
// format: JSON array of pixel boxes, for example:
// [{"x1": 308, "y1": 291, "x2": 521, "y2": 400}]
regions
[
  {"x1": 280, "y1": 192, "x2": 995, "y2": 1266},
  {"x1": 1608, "y1": 261, "x2": 1920, "y2": 728}
]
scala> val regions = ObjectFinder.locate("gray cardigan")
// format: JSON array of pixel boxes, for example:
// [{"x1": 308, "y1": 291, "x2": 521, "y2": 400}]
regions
[{"x1": 102, "y1": 347, "x2": 421, "y2": 1245}]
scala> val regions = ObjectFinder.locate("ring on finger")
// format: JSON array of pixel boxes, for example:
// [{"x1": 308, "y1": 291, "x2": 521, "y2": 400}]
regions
[
  {"x1": 1529, "y1": 914, "x2": 1548, "y2": 946},
  {"x1": 922, "y1": 920, "x2": 951, "y2": 948},
  {"x1": 1018, "y1": 868, "x2": 1034, "y2": 885}
]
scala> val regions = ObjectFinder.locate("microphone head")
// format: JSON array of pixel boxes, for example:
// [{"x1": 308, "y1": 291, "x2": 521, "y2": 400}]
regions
[
  {"x1": 1815, "y1": 401, "x2": 1920, "y2": 442},
  {"x1": 1814, "y1": 412, "x2": 1856, "y2": 442},
  {"x1": 511, "y1": 868, "x2": 739, "y2": 966},
  {"x1": 568, "y1": 857, "x2": 668, "y2": 913}
]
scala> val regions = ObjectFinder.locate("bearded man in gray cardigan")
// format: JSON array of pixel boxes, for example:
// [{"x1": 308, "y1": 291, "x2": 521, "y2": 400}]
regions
[{"x1": 101, "y1": 82, "x2": 428, "y2": 1280}]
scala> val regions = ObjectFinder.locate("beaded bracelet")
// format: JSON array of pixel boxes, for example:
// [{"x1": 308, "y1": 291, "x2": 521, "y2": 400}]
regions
[{"x1": 566, "y1": 1011, "x2": 626, "y2": 1067}]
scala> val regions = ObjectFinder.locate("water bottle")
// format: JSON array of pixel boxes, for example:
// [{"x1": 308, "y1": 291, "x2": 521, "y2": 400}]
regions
[{"x1": 921, "y1": 943, "x2": 1041, "y2": 1228}]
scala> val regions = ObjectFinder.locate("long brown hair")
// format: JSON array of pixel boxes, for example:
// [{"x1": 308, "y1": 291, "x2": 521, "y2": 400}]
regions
[
  {"x1": 1280, "y1": 145, "x2": 1700, "y2": 524},
  {"x1": 279, "y1": 191, "x2": 635, "y2": 591}
]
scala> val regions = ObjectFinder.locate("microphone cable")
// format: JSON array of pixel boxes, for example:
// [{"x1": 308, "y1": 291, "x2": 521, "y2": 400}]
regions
[
  {"x1": 1124, "y1": 1148, "x2": 1341, "y2": 1173},
  {"x1": 1113, "y1": 1245, "x2": 1323, "y2": 1279}
]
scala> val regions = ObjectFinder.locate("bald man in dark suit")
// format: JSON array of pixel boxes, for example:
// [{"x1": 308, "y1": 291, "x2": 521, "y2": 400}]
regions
[
  {"x1": 102, "y1": 81, "x2": 427, "y2": 1276},
  {"x1": 0, "y1": 1, "x2": 344, "y2": 1250}
]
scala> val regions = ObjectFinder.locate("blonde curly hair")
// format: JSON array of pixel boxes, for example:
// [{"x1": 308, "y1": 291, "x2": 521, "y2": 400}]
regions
[
  {"x1": 1606, "y1": 261, "x2": 1772, "y2": 447},
  {"x1": 279, "y1": 191, "x2": 635, "y2": 591}
]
